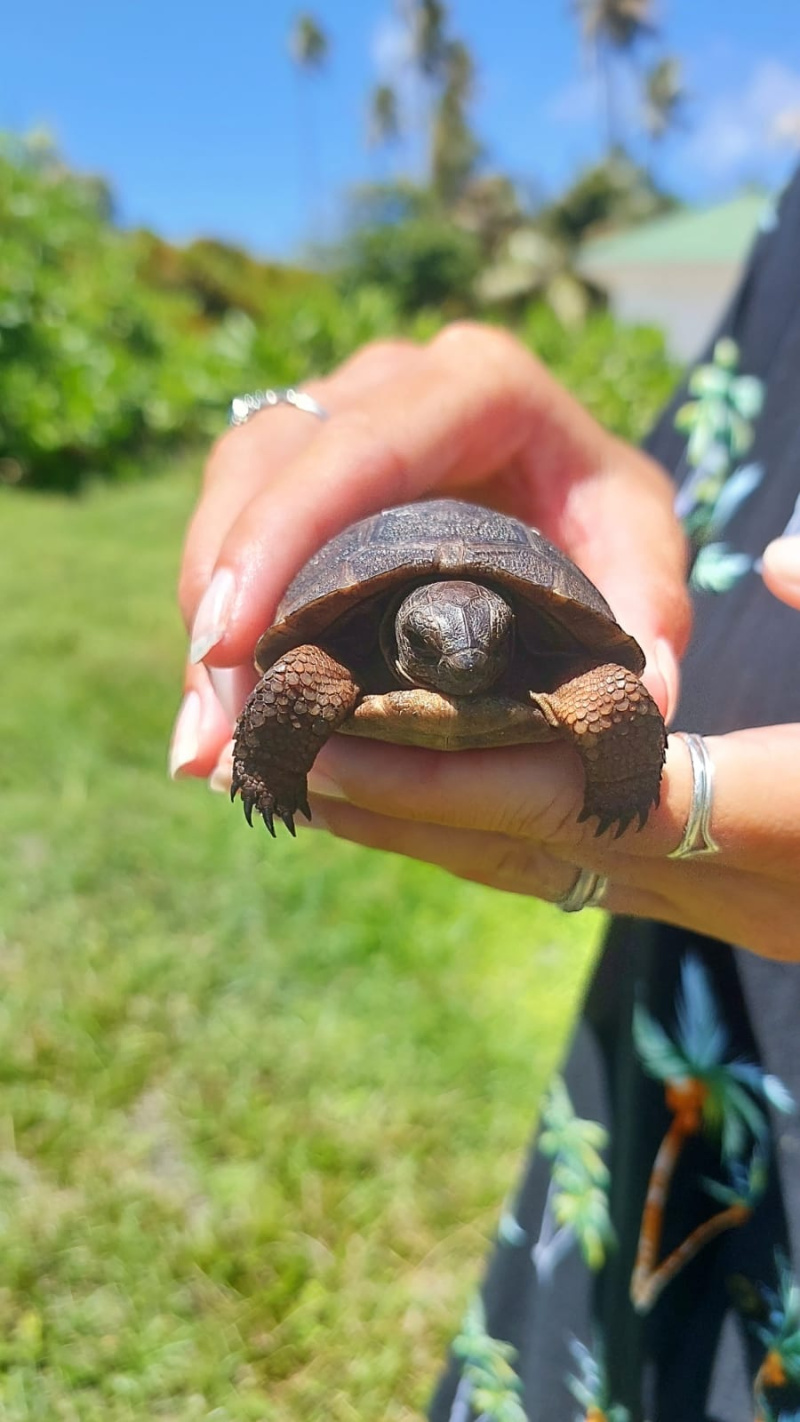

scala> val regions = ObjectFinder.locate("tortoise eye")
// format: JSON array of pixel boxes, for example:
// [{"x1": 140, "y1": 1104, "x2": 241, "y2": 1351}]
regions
[{"x1": 405, "y1": 626, "x2": 430, "y2": 652}]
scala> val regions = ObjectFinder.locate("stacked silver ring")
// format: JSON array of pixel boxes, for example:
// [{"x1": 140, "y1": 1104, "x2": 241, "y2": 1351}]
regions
[
  {"x1": 557, "y1": 730, "x2": 721, "y2": 912},
  {"x1": 667, "y1": 732, "x2": 720, "y2": 858},
  {"x1": 558, "y1": 868, "x2": 609, "y2": 914},
  {"x1": 229, "y1": 387, "x2": 329, "y2": 427}
]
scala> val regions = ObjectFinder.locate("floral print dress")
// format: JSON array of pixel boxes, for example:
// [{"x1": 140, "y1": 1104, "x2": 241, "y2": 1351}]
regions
[{"x1": 429, "y1": 170, "x2": 800, "y2": 1422}]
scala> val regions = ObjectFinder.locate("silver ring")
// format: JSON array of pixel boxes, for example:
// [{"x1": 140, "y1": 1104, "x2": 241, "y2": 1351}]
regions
[
  {"x1": 229, "y1": 387, "x2": 329, "y2": 427},
  {"x1": 557, "y1": 867, "x2": 610, "y2": 914},
  {"x1": 667, "y1": 731, "x2": 720, "y2": 860}
]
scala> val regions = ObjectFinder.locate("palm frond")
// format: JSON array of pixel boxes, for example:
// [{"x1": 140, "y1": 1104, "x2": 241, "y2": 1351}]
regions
[
  {"x1": 674, "y1": 956, "x2": 729, "y2": 1067},
  {"x1": 632, "y1": 1002, "x2": 692, "y2": 1080}
]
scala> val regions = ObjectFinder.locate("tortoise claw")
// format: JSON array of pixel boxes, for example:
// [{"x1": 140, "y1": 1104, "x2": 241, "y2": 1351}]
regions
[
  {"x1": 229, "y1": 756, "x2": 309, "y2": 839},
  {"x1": 577, "y1": 806, "x2": 636, "y2": 839}
]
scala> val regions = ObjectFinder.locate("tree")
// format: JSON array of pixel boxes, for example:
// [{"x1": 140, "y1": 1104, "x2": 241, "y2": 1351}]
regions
[
  {"x1": 532, "y1": 1077, "x2": 615, "y2": 1282},
  {"x1": 288, "y1": 12, "x2": 330, "y2": 226},
  {"x1": 337, "y1": 181, "x2": 482, "y2": 314},
  {"x1": 398, "y1": 1, "x2": 480, "y2": 204},
  {"x1": 431, "y1": 38, "x2": 480, "y2": 205},
  {"x1": 643, "y1": 55, "x2": 686, "y2": 141},
  {"x1": 538, "y1": 152, "x2": 677, "y2": 248},
  {"x1": 630, "y1": 956, "x2": 793, "y2": 1314},
  {"x1": 289, "y1": 11, "x2": 328, "y2": 70},
  {"x1": 367, "y1": 83, "x2": 402, "y2": 182},
  {"x1": 368, "y1": 83, "x2": 400, "y2": 149},
  {"x1": 573, "y1": 0, "x2": 656, "y2": 152},
  {"x1": 450, "y1": 1296, "x2": 526, "y2": 1422},
  {"x1": 567, "y1": 1338, "x2": 631, "y2": 1422},
  {"x1": 408, "y1": 0, "x2": 448, "y2": 80},
  {"x1": 752, "y1": 1260, "x2": 800, "y2": 1422}
]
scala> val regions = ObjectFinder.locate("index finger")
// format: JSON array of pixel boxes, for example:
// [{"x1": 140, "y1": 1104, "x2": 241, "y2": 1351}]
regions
[{"x1": 196, "y1": 323, "x2": 690, "y2": 710}]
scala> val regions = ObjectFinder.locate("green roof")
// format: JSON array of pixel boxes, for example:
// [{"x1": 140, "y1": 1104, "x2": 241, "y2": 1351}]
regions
[{"x1": 579, "y1": 193, "x2": 769, "y2": 267}]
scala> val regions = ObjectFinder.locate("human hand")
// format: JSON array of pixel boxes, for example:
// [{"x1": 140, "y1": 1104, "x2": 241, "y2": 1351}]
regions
[
  {"x1": 235, "y1": 533, "x2": 799, "y2": 962},
  {"x1": 170, "y1": 325, "x2": 689, "y2": 784},
  {"x1": 762, "y1": 534, "x2": 800, "y2": 611}
]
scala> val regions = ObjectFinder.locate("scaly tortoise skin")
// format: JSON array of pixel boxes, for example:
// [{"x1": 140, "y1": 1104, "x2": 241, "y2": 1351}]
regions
[{"x1": 232, "y1": 499, "x2": 666, "y2": 838}]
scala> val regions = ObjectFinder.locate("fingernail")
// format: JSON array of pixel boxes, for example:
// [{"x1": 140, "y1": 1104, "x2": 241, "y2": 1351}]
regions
[
  {"x1": 169, "y1": 691, "x2": 202, "y2": 779},
  {"x1": 762, "y1": 536, "x2": 800, "y2": 591},
  {"x1": 209, "y1": 762, "x2": 232, "y2": 795},
  {"x1": 653, "y1": 637, "x2": 681, "y2": 725},
  {"x1": 307, "y1": 766, "x2": 348, "y2": 801},
  {"x1": 300, "y1": 800, "x2": 328, "y2": 830},
  {"x1": 207, "y1": 666, "x2": 243, "y2": 724},
  {"x1": 189, "y1": 568, "x2": 236, "y2": 664}
]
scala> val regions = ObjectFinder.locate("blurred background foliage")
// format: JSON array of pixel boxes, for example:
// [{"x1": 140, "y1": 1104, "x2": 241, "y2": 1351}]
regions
[
  {"x1": 0, "y1": 2, "x2": 713, "y2": 1412},
  {"x1": 0, "y1": 125, "x2": 678, "y2": 493}
]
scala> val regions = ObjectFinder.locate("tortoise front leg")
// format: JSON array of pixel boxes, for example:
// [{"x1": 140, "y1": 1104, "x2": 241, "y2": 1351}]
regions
[
  {"x1": 232, "y1": 645, "x2": 361, "y2": 836},
  {"x1": 532, "y1": 663, "x2": 666, "y2": 838}
]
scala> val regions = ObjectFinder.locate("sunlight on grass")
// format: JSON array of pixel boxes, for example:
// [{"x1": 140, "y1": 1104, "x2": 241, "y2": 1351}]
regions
[{"x1": 0, "y1": 467, "x2": 601, "y2": 1419}]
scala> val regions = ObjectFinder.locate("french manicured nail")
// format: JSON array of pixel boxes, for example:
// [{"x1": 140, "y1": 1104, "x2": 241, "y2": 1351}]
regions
[
  {"x1": 762, "y1": 536, "x2": 800, "y2": 591},
  {"x1": 207, "y1": 666, "x2": 242, "y2": 723},
  {"x1": 209, "y1": 762, "x2": 232, "y2": 795},
  {"x1": 653, "y1": 637, "x2": 680, "y2": 725},
  {"x1": 169, "y1": 691, "x2": 202, "y2": 779},
  {"x1": 189, "y1": 568, "x2": 236, "y2": 664},
  {"x1": 300, "y1": 800, "x2": 328, "y2": 830},
  {"x1": 307, "y1": 765, "x2": 348, "y2": 801}
]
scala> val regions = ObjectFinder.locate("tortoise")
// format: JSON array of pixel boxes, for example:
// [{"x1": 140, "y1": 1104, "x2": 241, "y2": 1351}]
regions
[{"x1": 231, "y1": 498, "x2": 666, "y2": 838}]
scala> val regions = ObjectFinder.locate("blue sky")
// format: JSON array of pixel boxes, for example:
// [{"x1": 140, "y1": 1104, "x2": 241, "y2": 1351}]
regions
[{"x1": 6, "y1": 1, "x2": 800, "y2": 258}]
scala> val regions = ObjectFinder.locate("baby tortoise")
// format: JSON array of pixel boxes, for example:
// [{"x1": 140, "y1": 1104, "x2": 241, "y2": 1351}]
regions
[{"x1": 232, "y1": 498, "x2": 666, "y2": 838}]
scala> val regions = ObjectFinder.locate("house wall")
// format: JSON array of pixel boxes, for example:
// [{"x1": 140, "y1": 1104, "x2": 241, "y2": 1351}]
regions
[{"x1": 581, "y1": 260, "x2": 743, "y2": 362}]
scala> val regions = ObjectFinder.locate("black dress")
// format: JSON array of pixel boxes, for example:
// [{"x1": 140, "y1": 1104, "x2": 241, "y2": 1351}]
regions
[{"x1": 430, "y1": 170, "x2": 800, "y2": 1422}]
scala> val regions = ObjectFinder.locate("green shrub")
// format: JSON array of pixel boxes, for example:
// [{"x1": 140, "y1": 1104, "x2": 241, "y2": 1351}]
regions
[
  {"x1": 0, "y1": 137, "x2": 247, "y2": 491},
  {"x1": 0, "y1": 137, "x2": 678, "y2": 492},
  {"x1": 518, "y1": 303, "x2": 679, "y2": 444}
]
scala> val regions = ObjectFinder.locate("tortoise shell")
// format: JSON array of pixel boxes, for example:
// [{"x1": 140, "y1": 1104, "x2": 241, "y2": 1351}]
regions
[{"x1": 255, "y1": 498, "x2": 644, "y2": 676}]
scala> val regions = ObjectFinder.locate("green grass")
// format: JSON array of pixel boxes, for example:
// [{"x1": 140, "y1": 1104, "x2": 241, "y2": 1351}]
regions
[{"x1": 0, "y1": 465, "x2": 601, "y2": 1420}]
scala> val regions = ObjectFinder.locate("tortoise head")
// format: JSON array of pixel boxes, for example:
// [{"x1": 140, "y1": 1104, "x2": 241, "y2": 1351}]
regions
[{"x1": 390, "y1": 580, "x2": 514, "y2": 696}]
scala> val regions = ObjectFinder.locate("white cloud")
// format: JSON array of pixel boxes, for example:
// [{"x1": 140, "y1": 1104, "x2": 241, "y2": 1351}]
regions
[
  {"x1": 545, "y1": 74, "x2": 599, "y2": 127},
  {"x1": 371, "y1": 10, "x2": 415, "y2": 86},
  {"x1": 683, "y1": 59, "x2": 800, "y2": 178},
  {"x1": 368, "y1": 7, "x2": 422, "y2": 143},
  {"x1": 544, "y1": 57, "x2": 642, "y2": 140}
]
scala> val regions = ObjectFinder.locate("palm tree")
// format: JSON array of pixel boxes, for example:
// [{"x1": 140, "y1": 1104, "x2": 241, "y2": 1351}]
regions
[
  {"x1": 630, "y1": 956, "x2": 793, "y2": 1314},
  {"x1": 288, "y1": 12, "x2": 330, "y2": 227},
  {"x1": 637, "y1": 1151, "x2": 766, "y2": 1314},
  {"x1": 573, "y1": 0, "x2": 656, "y2": 153},
  {"x1": 449, "y1": 1295, "x2": 526, "y2": 1422},
  {"x1": 643, "y1": 55, "x2": 686, "y2": 143},
  {"x1": 289, "y1": 11, "x2": 328, "y2": 70},
  {"x1": 753, "y1": 1259, "x2": 800, "y2": 1421},
  {"x1": 368, "y1": 82, "x2": 401, "y2": 150},
  {"x1": 409, "y1": 0, "x2": 448, "y2": 80},
  {"x1": 674, "y1": 336, "x2": 765, "y2": 545},
  {"x1": 431, "y1": 39, "x2": 480, "y2": 205},
  {"x1": 567, "y1": 1337, "x2": 631, "y2": 1421},
  {"x1": 532, "y1": 1077, "x2": 615, "y2": 1282}
]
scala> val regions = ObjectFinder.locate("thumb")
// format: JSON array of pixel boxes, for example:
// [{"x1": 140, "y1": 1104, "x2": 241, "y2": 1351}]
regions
[{"x1": 762, "y1": 535, "x2": 800, "y2": 611}]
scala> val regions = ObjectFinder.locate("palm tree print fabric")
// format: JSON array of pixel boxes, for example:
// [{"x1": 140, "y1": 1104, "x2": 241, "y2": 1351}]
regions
[
  {"x1": 429, "y1": 170, "x2": 800, "y2": 1422},
  {"x1": 673, "y1": 338, "x2": 765, "y2": 595},
  {"x1": 434, "y1": 955, "x2": 800, "y2": 1422}
]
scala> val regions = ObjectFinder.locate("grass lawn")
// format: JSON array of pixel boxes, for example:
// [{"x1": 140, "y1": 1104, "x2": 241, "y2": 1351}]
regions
[{"x1": 0, "y1": 465, "x2": 602, "y2": 1420}]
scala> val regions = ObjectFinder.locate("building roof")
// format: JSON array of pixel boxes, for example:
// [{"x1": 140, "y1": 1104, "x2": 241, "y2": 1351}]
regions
[{"x1": 579, "y1": 192, "x2": 769, "y2": 268}]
